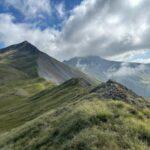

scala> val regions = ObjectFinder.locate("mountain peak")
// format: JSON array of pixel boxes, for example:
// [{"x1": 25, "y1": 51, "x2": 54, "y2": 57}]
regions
[
  {"x1": 106, "y1": 79, "x2": 123, "y2": 86},
  {"x1": 0, "y1": 41, "x2": 40, "y2": 54},
  {"x1": 20, "y1": 41, "x2": 35, "y2": 47},
  {"x1": 19, "y1": 41, "x2": 30, "y2": 46},
  {"x1": 22, "y1": 40, "x2": 30, "y2": 44},
  {"x1": 18, "y1": 41, "x2": 37, "y2": 50},
  {"x1": 0, "y1": 41, "x2": 93, "y2": 84},
  {"x1": 64, "y1": 55, "x2": 105, "y2": 63}
]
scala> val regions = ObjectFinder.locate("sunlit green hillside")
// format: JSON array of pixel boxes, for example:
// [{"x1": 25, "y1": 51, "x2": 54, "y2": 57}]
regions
[
  {"x1": 0, "y1": 92, "x2": 149, "y2": 150},
  {"x1": 0, "y1": 42, "x2": 149, "y2": 150}
]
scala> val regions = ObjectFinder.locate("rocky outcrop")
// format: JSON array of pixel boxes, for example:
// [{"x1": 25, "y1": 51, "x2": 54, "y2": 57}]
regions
[{"x1": 91, "y1": 79, "x2": 144, "y2": 104}]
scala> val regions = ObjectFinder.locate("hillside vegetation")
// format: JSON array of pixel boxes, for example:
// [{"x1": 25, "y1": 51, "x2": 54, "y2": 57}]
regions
[
  {"x1": 0, "y1": 41, "x2": 95, "y2": 134},
  {"x1": 0, "y1": 42, "x2": 150, "y2": 150},
  {"x1": 0, "y1": 92, "x2": 149, "y2": 150},
  {"x1": 0, "y1": 43, "x2": 53, "y2": 132}
]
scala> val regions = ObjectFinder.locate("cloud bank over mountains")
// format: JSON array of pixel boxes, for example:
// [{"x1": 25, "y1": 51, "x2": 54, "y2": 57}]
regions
[{"x1": 0, "y1": 0, "x2": 150, "y2": 63}]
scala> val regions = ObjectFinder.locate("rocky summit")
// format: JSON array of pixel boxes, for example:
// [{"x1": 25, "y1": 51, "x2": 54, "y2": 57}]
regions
[{"x1": 91, "y1": 79, "x2": 145, "y2": 105}]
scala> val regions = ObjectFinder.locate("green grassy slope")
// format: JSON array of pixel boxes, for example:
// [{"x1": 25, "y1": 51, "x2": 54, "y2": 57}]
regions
[
  {"x1": 0, "y1": 42, "x2": 93, "y2": 134},
  {"x1": 0, "y1": 62, "x2": 150, "y2": 150},
  {"x1": 0, "y1": 76, "x2": 53, "y2": 133},
  {"x1": 0, "y1": 78, "x2": 89, "y2": 133},
  {"x1": 0, "y1": 94, "x2": 149, "y2": 150},
  {"x1": 0, "y1": 42, "x2": 149, "y2": 149},
  {"x1": 0, "y1": 44, "x2": 54, "y2": 133}
]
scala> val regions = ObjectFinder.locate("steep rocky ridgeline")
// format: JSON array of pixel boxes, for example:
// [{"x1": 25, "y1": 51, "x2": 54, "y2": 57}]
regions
[{"x1": 90, "y1": 80, "x2": 148, "y2": 107}]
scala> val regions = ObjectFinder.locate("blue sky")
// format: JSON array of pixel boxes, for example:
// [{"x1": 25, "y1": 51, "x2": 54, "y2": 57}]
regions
[
  {"x1": 0, "y1": 0, "x2": 82, "y2": 29},
  {"x1": 0, "y1": 0, "x2": 150, "y2": 63}
]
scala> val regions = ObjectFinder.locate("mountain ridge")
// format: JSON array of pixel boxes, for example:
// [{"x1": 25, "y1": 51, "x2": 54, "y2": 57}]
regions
[{"x1": 0, "y1": 42, "x2": 150, "y2": 149}]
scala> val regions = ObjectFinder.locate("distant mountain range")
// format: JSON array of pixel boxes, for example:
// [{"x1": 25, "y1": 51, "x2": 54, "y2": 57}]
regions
[{"x1": 64, "y1": 56, "x2": 150, "y2": 97}]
